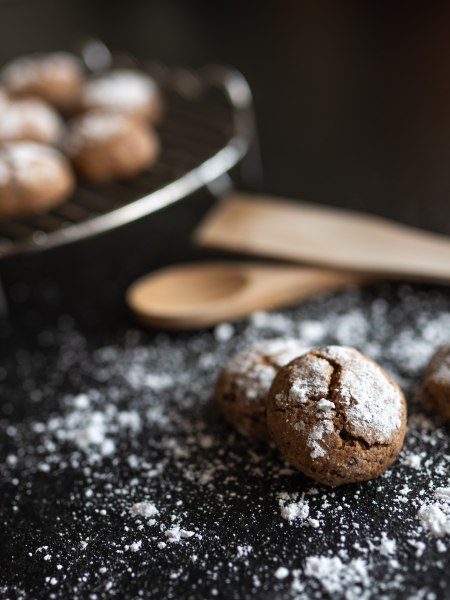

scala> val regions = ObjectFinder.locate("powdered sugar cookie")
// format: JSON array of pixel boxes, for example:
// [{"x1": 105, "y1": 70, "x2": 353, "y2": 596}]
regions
[
  {"x1": 0, "y1": 87, "x2": 9, "y2": 109},
  {"x1": 78, "y1": 69, "x2": 162, "y2": 122},
  {"x1": 0, "y1": 142, "x2": 74, "y2": 218},
  {"x1": 215, "y1": 338, "x2": 309, "y2": 441},
  {"x1": 422, "y1": 345, "x2": 450, "y2": 421},
  {"x1": 0, "y1": 99, "x2": 64, "y2": 145},
  {"x1": 2, "y1": 52, "x2": 84, "y2": 110},
  {"x1": 65, "y1": 110, "x2": 159, "y2": 183},
  {"x1": 267, "y1": 346, "x2": 407, "y2": 485}
]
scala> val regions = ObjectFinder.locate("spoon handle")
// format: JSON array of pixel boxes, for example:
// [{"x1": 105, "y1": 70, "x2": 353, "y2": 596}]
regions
[{"x1": 195, "y1": 192, "x2": 450, "y2": 283}]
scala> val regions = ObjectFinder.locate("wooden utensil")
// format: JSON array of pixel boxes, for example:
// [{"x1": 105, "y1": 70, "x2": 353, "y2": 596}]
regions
[
  {"x1": 126, "y1": 261, "x2": 362, "y2": 330},
  {"x1": 195, "y1": 192, "x2": 450, "y2": 283}
]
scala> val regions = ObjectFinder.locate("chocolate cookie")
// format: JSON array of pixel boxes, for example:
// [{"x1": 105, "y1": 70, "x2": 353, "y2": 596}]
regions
[
  {"x1": 267, "y1": 346, "x2": 407, "y2": 486},
  {"x1": 422, "y1": 345, "x2": 450, "y2": 421},
  {"x1": 0, "y1": 87, "x2": 9, "y2": 109},
  {"x1": 215, "y1": 339, "x2": 308, "y2": 441},
  {"x1": 0, "y1": 99, "x2": 64, "y2": 145},
  {"x1": 2, "y1": 52, "x2": 84, "y2": 110},
  {"x1": 64, "y1": 111, "x2": 160, "y2": 183},
  {"x1": 0, "y1": 142, "x2": 74, "y2": 218},
  {"x1": 78, "y1": 69, "x2": 162, "y2": 122}
]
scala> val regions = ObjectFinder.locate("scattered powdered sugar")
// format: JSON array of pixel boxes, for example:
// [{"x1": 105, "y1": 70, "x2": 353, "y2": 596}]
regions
[
  {"x1": 274, "y1": 566, "x2": 290, "y2": 580},
  {"x1": 214, "y1": 322, "x2": 235, "y2": 342},
  {"x1": 130, "y1": 502, "x2": 159, "y2": 519},
  {"x1": 278, "y1": 492, "x2": 310, "y2": 522},
  {"x1": 164, "y1": 526, "x2": 196, "y2": 543},
  {"x1": 418, "y1": 487, "x2": 450, "y2": 537},
  {"x1": 303, "y1": 556, "x2": 370, "y2": 598},
  {"x1": 1, "y1": 283, "x2": 450, "y2": 598}
]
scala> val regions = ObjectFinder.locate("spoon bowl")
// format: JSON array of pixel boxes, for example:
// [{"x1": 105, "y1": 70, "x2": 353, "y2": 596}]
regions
[{"x1": 126, "y1": 261, "x2": 363, "y2": 330}]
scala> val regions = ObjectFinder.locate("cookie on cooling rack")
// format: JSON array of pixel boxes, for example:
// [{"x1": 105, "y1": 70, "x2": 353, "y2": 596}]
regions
[
  {"x1": 215, "y1": 338, "x2": 309, "y2": 441},
  {"x1": 0, "y1": 142, "x2": 74, "y2": 219},
  {"x1": 78, "y1": 69, "x2": 162, "y2": 122},
  {"x1": 422, "y1": 345, "x2": 450, "y2": 421},
  {"x1": 0, "y1": 86, "x2": 9, "y2": 109},
  {"x1": 1, "y1": 52, "x2": 84, "y2": 111},
  {"x1": 0, "y1": 98, "x2": 65, "y2": 145},
  {"x1": 267, "y1": 345, "x2": 407, "y2": 486},
  {"x1": 65, "y1": 110, "x2": 160, "y2": 183}
]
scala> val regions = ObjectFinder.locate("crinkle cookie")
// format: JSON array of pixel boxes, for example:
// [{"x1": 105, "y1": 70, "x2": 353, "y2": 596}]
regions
[
  {"x1": 267, "y1": 346, "x2": 407, "y2": 485},
  {"x1": 215, "y1": 339, "x2": 309, "y2": 441},
  {"x1": 0, "y1": 87, "x2": 9, "y2": 109},
  {"x1": 422, "y1": 345, "x2": 450, "y2": 421},
  {"x1": 2, "y1": 52, "x2": 84, "y2": 110},
  {"x1": 65, "y1": 110, "x2": 159, "y2": 183},
  {"x1": 0, "y1": 99, "x2": 64, "y2": 145},
  {"x1": 78, "y1": 69, "x2": 162, "y2": 122},
  {"x1": 0, "y1": 142, "x2": 74, "y2": 218}
]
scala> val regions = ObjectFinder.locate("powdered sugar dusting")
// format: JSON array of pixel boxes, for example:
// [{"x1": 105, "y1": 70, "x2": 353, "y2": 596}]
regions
[
  {"x1": 0, "y1": 99, "x2": 63, "y2": 143},
  {"x1": 2, "y1": 52, "x2": 81, "y2": 91},
  {"x1": 66, "y1": 112, "x2": 130, "y2": 152},
  {"x1": 304, "y1": 556, "x2": 370, "y2": 598},
  {"x1": 0, "y1": 141, "x2": 66, "y2": 185},
  {"x1": 323, "y1": 346, "x2": 404, "y2": 444},
  {"x1": 278, "y1": 356, "x2": 333, "y2": 407},
  {"x1": 418, "y1": 487, "x2": 450, "y2": 537},
  {"x1": 307, "y1": 398, "x2": 335, "y2": 458},
  {"x1": 223, "y1": 337, "x2": 307, "y2": 405},
  {"x1": 1, "y1": 283, "x2": 449, "y2": 598},
  {"x1": 82, "y1": 69, "x2": 158, "y2": 112}
]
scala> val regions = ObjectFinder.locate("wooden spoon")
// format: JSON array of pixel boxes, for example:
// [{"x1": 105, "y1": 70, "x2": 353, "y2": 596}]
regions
[{"x1": 126, "y1": 261, "x2": 364, "y2": 330}]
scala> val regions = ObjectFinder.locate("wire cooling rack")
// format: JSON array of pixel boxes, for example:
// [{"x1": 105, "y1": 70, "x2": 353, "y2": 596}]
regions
[{"x1": 0, "y1": 59, "x2": 254, "y2": 259}]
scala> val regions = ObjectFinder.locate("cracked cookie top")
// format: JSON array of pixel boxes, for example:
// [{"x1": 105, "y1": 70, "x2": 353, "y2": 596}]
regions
[
  {"x1": 274, "y1": 345, "x2": 403, "y2": 446},
  {"x1": 267, "y1": 345, "x2": 407, "y2": 485}
]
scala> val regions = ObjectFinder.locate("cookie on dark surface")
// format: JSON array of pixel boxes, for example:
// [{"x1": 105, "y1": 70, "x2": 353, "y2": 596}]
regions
[
  {"x1": 64, "y1": 110, "x2": 160, "y2": 183},
  {"x1": 2, "y1": 52, "x2": 84, "y2": 110},
  {"x1": 215, "y1": 338, "x2": 308, "y2": 441},
  {"x1": 267, "y1": 345, "x2": 407, "y2": 486},
  {"x1": 422, "y1": 345, "x2": 450, "y2": 421},
  {"x1": 0, "y1": 142, "x2": 74, "y2": 218}
]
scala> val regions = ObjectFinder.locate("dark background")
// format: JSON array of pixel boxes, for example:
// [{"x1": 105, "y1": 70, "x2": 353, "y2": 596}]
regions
[
  {"x1": 2, "y1": 0, "x2": 450, "y2": 232},
  {"x1": 1, "y1": 0, "x2": 450, "y2": 328},
  {"x1": 0, "y1": 0, "x2": 450, "y2": 325}
]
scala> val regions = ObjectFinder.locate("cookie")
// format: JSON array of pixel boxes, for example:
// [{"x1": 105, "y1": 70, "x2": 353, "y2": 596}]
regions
[
  {"x1": 215, "y1": 339, "x2": 309, "y2": 441},
  {"x1": 422, "y1": 345, "x2": 450, "y2": 421},
  {"x1": 267, "y1": 346, "x2": 407, "y2": 486},
  {"x1": 64, "y1": 111, "x2": 159, "y2": 183},
  {"x1": 0, "y1": 98, "x2": 64, "y2": 145},
  {"x1": 0, "y1": 87, "x2": 9, "y2": 109},
  {"x1": 78, "y1": 69, "x2": 162, "y2": 122},
  {"x1": 2, "y1": 52, "x2": 84, "y2": 110},
  {"x1": 0, "y1": 142, "x2": 74, "y2": 218}
]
